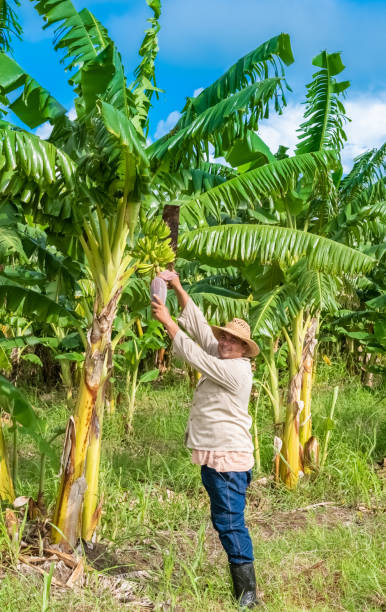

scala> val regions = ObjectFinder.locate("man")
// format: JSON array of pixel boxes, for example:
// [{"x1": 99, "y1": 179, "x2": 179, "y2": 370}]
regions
[{"x1": 151, "y1": 273, "x2": 262, "y2": 609}]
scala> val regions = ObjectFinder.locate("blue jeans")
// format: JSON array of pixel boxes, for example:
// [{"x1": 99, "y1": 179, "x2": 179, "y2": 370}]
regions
[{"x1": 201, "y1": 465, "x2": 254, "y2": 564}]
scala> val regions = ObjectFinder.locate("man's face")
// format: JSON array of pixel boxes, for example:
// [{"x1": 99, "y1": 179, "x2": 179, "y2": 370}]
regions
[{"x1": 217, "y1": 330, "x2": 248, "y2": 359}]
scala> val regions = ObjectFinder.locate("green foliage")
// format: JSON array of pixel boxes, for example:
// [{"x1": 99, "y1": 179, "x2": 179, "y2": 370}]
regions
[
  {"x1": 0, "y1": 53, "x2": 66, "y2": 127},
  {"x1": 0, "y1": 0, "x2": 22, "y2": 53},
  {"x1": 180, "y1": 33, "x2": 294, "y2": 121},
  {"x1": 296, "y1": 51, "x2": 349, "y2": 155},
  {"x1": 148, "y1": 77, "x2": 287, "y2": 163},
  {"x1": 0, "y1": 374, "x2": 38, "y2": 430},
  {"x1": 179, "y1": 223, "x2": 375, "y2": 274},
  {"x1": 0, "y1": 274, "x2": 79, "y2": 325},
  {"x1": 178, "y1": 151, "x2": 337, "y2": 222}
]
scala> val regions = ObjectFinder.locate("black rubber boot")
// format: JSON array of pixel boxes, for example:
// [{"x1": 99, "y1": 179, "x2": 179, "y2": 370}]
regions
[{"x1": 229, "y1": 562, "x2": 263, "y2": 609}]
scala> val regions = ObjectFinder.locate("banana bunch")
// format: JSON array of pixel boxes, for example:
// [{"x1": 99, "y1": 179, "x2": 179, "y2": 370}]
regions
[{"x1": 132, "y1": 216, "x2": 175, "y2": 277}]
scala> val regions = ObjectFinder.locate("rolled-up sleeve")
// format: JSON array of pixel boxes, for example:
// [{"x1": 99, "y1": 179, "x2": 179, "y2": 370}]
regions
[
  {"x1": 173, "y1": 329, "x2": 242, "y2": 393},
  {"x1": 178, "y1": 298, "x2": 218, "y2": 355}
]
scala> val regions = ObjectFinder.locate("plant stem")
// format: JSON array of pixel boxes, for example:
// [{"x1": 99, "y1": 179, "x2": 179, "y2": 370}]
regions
[
  {"x1": 12, "y1": 426, "x2": 18, "y2": 494},
  {"x1": 127, "y1": 364, "x2": 139, "y2": 430},
  {"x1": 320, "y1": 386, "x2": 339, "y2": 469}
]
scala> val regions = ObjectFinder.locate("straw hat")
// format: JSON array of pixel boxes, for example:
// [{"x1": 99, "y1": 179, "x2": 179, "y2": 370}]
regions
[{"x1": 211, "y1": 318, "x2": 259, "y2": 358}]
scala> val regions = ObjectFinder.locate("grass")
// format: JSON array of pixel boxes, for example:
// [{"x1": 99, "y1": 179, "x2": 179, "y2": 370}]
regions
[{"x1": 0, "y1": 364, "x2": 385, "y2": 611}]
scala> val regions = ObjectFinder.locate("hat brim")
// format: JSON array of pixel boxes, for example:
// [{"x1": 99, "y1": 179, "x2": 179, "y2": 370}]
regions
[{"x1": 211, "y1": 325, "x2": 260, "y2": 358}]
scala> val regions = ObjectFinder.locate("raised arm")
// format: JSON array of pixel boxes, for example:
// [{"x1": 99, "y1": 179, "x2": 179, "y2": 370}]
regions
[
  {"x1": 151, "y1": 296, "x2": 247, "y2": 392},
  {"x1": 163, "y1": 274, "x2": 218, "y2": 355}
]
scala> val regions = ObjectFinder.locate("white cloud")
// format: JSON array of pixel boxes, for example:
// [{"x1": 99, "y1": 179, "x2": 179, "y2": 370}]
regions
[
  {"x1": 256, "y1": 92, "x2": 386, "y2": 173},
  {"x1": 67, "y1": 107, "x2": 77, "y2": 121},
  {"x1": 154, "y1": 110, "x2": 180, "y2": 139},
  {"x1": 34, "y1": 106, "x2": 77, "y2": 140},
  {"x1": 35, "y1": 122, "x2": 53, "y2": 140},
  {"x1": 258, "y1": 104, "x2": 304, "y2": 156},
  {"x1": 193, "y1": 87, "x2": 204, "y2": 98},
  {"x1": 342, "y1": 92, "x2": 386, "y2": 172}
]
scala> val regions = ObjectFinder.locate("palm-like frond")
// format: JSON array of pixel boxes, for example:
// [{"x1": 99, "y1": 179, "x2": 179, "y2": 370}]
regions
[
  {"x1": 339, "y1": 144, "x2": 386, "y2": 204},
  {"x1": 130, "y1": 0, "x2": 161, "y2": 132},
  {"x1": 19, "y1": 227, "x2": 84, "y2": 289},
  {"x1": 0, "y1": 0, "x2": 22, "y2": 53},
  {"x1": 31, "y1": 0, "x2": 137, "y2": 122},
  {"x1": 296, "y1": 51, "x2": 349, "y2": 155},
  {"x1": 179, "y1": 33, "x2": 294, "y2": 125},
  {"x1": 120, "y1": 277, "x2": 151, "y2": 311},
  {"x1": 179, "y1": 223, "x2": 375, "y2": 275},
  {"x1": 189, "y1": 291, "x2": 251, "y2": 325},
  {"x1": 250, "y1": 285, "x2": 292, "y2": 337},
  {"x1": 148, "y1": 77, "x2": 285, "y2": 164},
  {"x1": 327, "y1": 200, "x2": 386, "y2": 246},
  {"x1": 0, "y1": 126, "x2": 85, "y2": 231},
  {"x1": 180, "y1": 151, "x2": 337, "y2": 220},
  {"x1": 0, "y1": 53, "x2": 66, "y2": 128},
  {"x1": 32, "y1": 0, "x2": 109, "y2": 74},
  {"x1": 155, "y1": 163, "x2": 235, "y2": 198},
  {"x1": 297, "y1": 268, "x2": 340, "y2": 313}
]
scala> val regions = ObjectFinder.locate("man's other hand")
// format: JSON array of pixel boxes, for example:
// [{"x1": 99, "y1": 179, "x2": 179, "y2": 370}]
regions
[{"x1": 151, "y1": 295, "x2": 173, "y2": 326}]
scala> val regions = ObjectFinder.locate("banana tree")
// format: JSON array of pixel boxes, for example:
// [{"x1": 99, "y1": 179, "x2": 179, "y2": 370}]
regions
[
  {"x1": 175, "y1": 51, "x2": 379, "y2": 488},
  {"x1": 0, "y1": 2, "x2": 297, "y2": 544},
  {"x1": 0, "y1": 0, "x2": 167, "y2": 546}
]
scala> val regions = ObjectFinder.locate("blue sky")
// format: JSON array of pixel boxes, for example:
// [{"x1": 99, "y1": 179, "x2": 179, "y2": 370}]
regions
[{"x1": 11, "y1": 0, "x2": 386, "y2": 169}]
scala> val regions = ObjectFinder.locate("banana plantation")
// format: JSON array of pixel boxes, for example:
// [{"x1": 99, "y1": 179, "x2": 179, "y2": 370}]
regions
[{"x1": 0, "y1": 0, "x2": 384, "y2": 610}]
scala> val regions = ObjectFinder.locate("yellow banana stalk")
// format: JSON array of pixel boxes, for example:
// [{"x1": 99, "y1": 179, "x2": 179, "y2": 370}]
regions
[
  {"x1": 52, "y1": 204, "x2": 137, "y2": 548},
  {"x1": 0, "y1": 425, "x2": 15, "y2": 502},
  {"x1": 280, "y1": 315, "x2": 318, "y2": 488}
]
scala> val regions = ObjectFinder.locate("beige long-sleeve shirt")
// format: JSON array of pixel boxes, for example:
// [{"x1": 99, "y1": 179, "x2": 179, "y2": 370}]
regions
[{"x1": 172, "y1": 299, "x2": 254, "y2": 460}]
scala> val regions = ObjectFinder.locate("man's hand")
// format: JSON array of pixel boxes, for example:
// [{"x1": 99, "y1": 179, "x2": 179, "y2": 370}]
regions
[
  {"x1": 158, "y1": 271, "x2": 188, "y2": 310},
  {"x1": 151, "y1": 294, "x2": 173, "y2": 326},
  {"x1": 151, "y1": 295, "x2": 179, "y2": 339},
  {"x1": 159, "y1": 270, "x2": 181, "y2": 291}
]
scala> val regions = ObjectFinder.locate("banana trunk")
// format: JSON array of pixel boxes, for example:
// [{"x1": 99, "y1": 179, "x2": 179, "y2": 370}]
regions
[
  {"x1": 299, "y1": 318, "x2": 318, "y2": 448},
  {"x1": 81, "y1": 388, "x2": 105, "y2": 540},
  {"x1": 52, "y1": 290, "x2": 120, "y2": 548},
  {"x1": 279, "y1": 376, "x2": 302, "y2": 488},
  {"x1": 280, "y1": 316, "x2": 318, "y2": 489},
  {"x1": 299, "y1": 355, "x2": 313, "y2": 447}
]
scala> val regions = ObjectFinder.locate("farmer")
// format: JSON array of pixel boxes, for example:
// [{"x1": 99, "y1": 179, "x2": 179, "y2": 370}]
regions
[{"x1": 151, "y1": 273, "x2": 262, "y2": 609}]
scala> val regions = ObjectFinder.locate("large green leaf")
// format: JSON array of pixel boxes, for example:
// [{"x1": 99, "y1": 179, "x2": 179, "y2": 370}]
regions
[
  {"x1": 179, "y1": 223, "x2": 375, "y2": 275},
  {"x1": 189, "y1": 291, "x2": 251, "y2": 324},
  {"x1": 31, "y1": 0, "x2": 109, "y2": 74},
  {"x1": 296, "y1": 267, "x2": 339, "y2": 313},
  {"x1": 0, "y1": 52, "x2": 66, "y2": 128},
  {"x1": 0, "y1": 375, "x2": 39, "y2": 430},
  {"x1": 296, "y1": 50, "x2": 350, "y2": 155},
  {"x1": 130, "y1": 0, "x2": 162, "y2": 131},
  {"x1": 0, "y1": 225, "x2": 26, "y2": 261},
  {"x1": 0, "y1": 274, "x2": 79, "y2": 325},
  {"x1": 226, "y1": 130, "x2": 276, "y2": 169},
  {"x1": 20, "y1": 227, "x2": 84, "y2": 285},
  {"x1": 250, "y1": 286, "x2": 292, "y2": 337},
  {"x1": 0, "y1": 126, "x2": 88, "y2": 232},
  {"x1": 0, "y1": 335, "x2": 59, "y2": 350},
  {"x1": 180, "y1": 151, "x2": 337, "y2": 221},
  {"x1": 179, "y1": 33, "x2": 294, "y2": 123},
  {"x1": 99, "y1": 101, "x2": 148, "y2": 163},
  {"x1": 148, "y1": 77, "x2": 285, "y2": 163}
]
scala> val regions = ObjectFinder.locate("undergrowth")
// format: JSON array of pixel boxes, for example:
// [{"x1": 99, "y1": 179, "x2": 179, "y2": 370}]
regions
[{"x1": 0, "y1": 363, "x2": 384, "y2": 611}]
